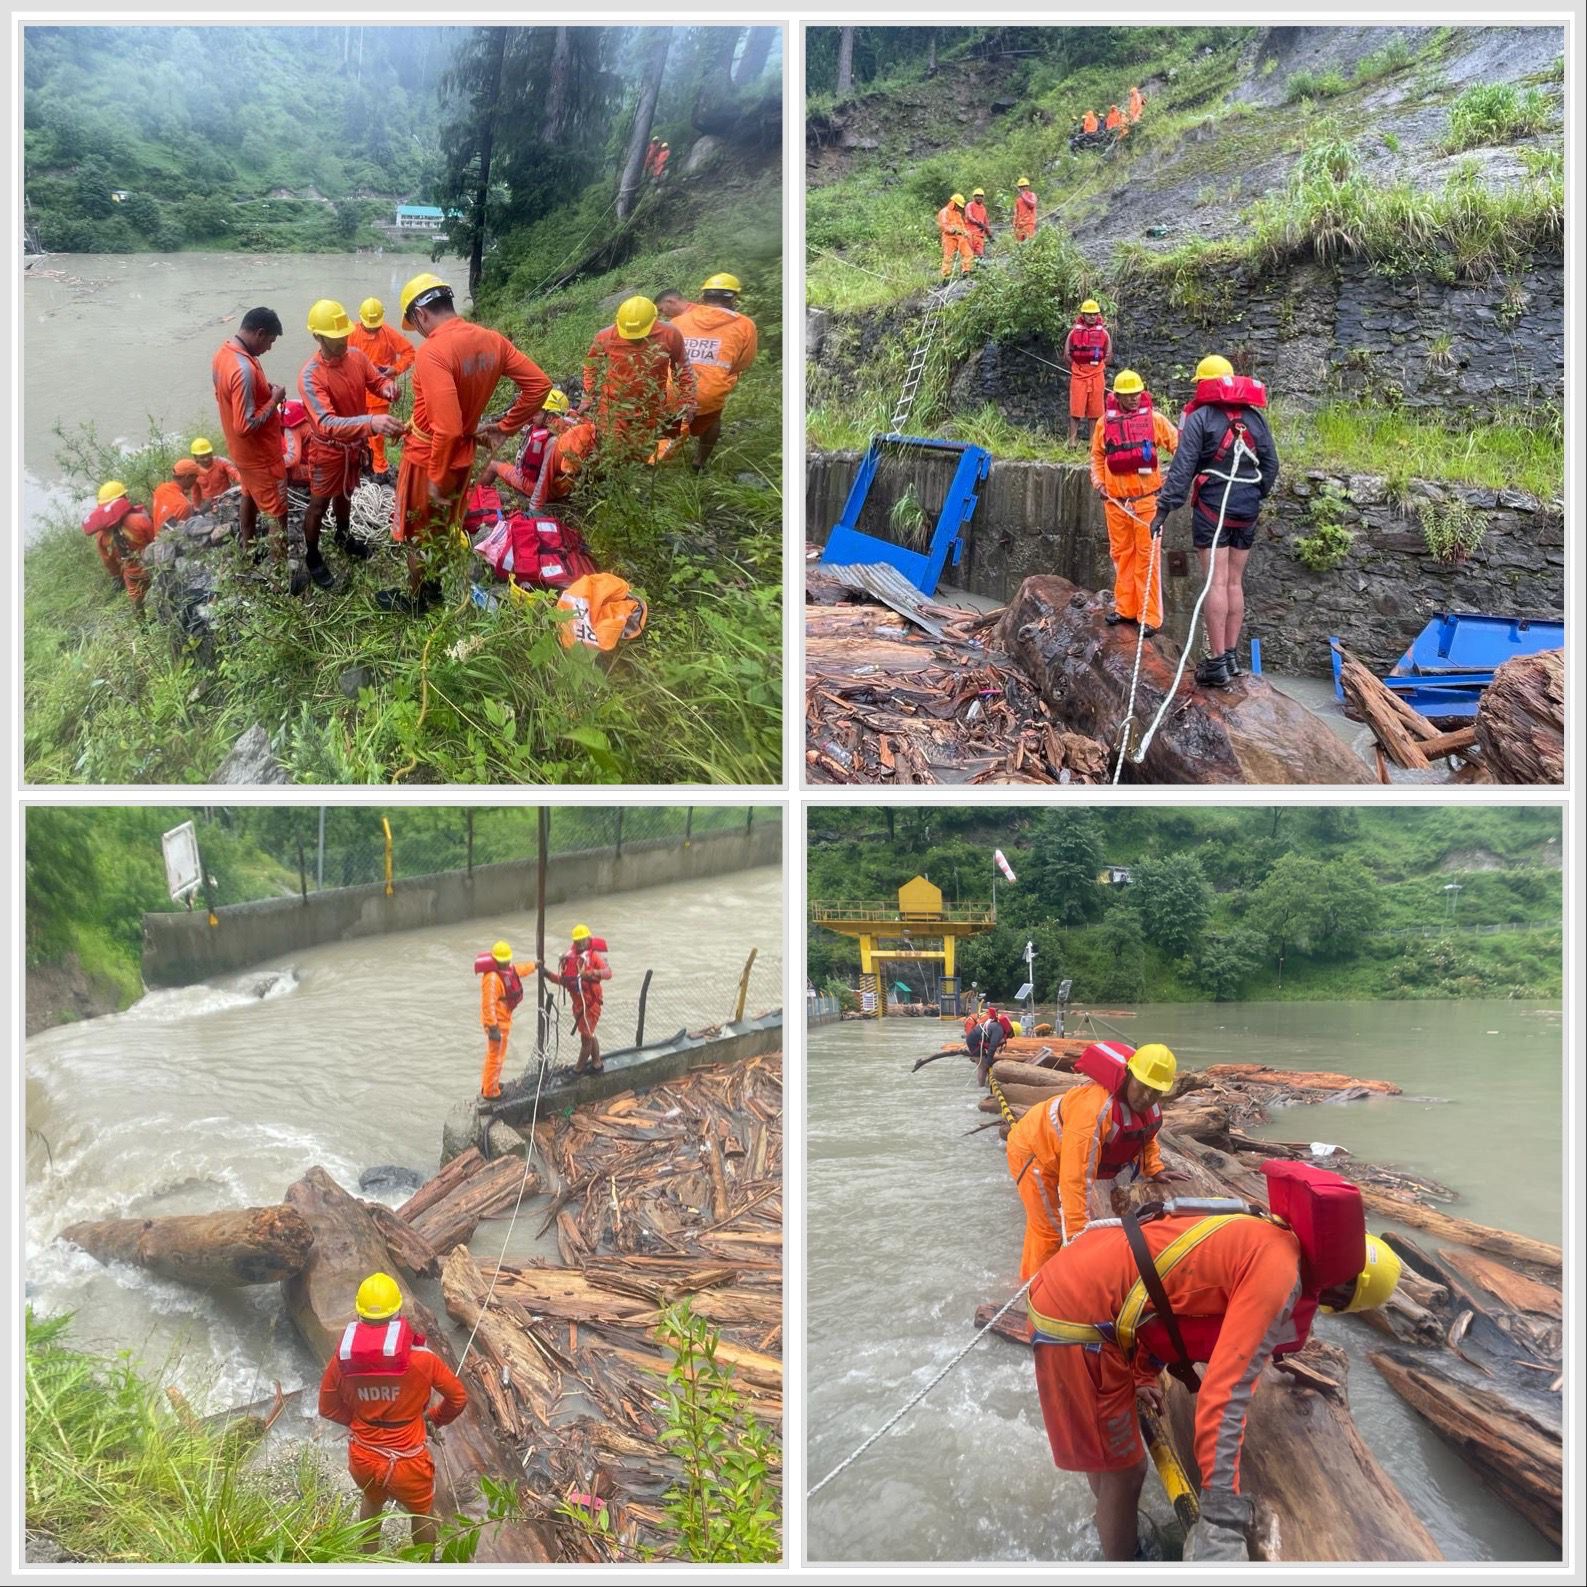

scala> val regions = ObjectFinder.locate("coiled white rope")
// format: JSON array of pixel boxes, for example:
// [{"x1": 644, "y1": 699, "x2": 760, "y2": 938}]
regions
[
  {"x1": 807, "y1": 1275, "x2": 1036, "y2": 1499},
  {"x1": 1129, "y1": 434, "x2": 1261, "y2": 768}
]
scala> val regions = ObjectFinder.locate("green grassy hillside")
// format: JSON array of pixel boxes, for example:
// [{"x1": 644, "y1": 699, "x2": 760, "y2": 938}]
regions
[{"x1": 807, "y1": 806, "x2": 1562, "y2": 1004}]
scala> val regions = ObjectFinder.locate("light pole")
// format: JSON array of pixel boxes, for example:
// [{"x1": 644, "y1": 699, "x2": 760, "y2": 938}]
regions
[{"x1": 1443, "y1": 882, "x2": 1462, "y2": 923}]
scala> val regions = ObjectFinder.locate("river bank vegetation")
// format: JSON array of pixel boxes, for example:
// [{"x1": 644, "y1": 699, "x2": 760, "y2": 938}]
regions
[
  {"x1": 807, "y1": 806, "x2": 1562, "y2": 1004},
  {"x1": 23, "y1": 25, "x2": 781, "y2": 786}
]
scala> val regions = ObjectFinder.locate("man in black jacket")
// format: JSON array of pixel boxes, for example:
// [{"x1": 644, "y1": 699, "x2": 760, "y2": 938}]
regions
[{"x1": 1151, "y1": 356, "x2": 1280, "y2": 687}]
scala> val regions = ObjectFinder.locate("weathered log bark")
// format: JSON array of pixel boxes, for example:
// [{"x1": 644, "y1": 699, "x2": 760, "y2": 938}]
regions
[
  {"x1": 60, "y1": 1204, "x2": 313, "y2": 1286},
  {"x1": 407, "y1": 1154, "x2": 540, "y2": 1257},
  {"x1": 281, "y1": 1168, "x2": 554, "y2": 1564},
  {"x1": 989, "y1": 1059, "x2": 1087, "y2": 1092},
  {"x1": 1333, "y1": 644, "x2": 1438, "y2": 768},
  {"x1": 1437, "y1": 1246, "x2": 1560, "y2": 1319},
  {"x1": 1370, "y1": 1351, "x2": 1560, "y2": 1546},
  {"x1": 996, "y1": 576, "x2": 1374, "y2": 784},
  {"x1": 1166, "y1": 1340, "x2": 1441, "y2": 1561},
  {"x1": 1358, "y1": 1188, "x2": 1562, "y2": 1270},
  {"x1": 1201, "y1": 1063, "x2": 1400, "y2": 1095},
  {"x1": 397, "y1": 1146, "x2": 486, "y2": 1222},
  {"x1": 1473, "y1": 649, "x2": 1564, "y2": 784},
  {"x1": 363, "y1": 1201, "x2": 440, "y2": 1279}
]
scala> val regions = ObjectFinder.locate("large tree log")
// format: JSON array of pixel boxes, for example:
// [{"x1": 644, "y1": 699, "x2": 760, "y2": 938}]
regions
[
  {"x1": 1370, "y1": 1351, "x2": 1560, "y2": 1546},
  {"x1": 407, "y1": 1154, "x2": 541, "y2": 1257},
  {"x1": 281, "y1": 1167, "x2": 554, "y2": 1564},
  {"x1": 1201, "y1": 1063, "x2": 1400, "y2": 1095},
  {"x1": 397, "y1": 1146, "x2": 487, "y2": 1222},
  {"x1": 60, "y1": 1204, "x2": 313, "y2": 1286},
  {"x1": 1473, "y1": 649, "x2": 1563, "y2": 785},
  {"x1": 1166, "y1": 1340, "x2": 1441, "y2": 1561},
  {"x1": 996, "y1": 576, "x2": 1374, "y2": 784},
  {"x1": 989, "y1": 1059, "x2": 1088, "y2": 1092},
  {"x1": 1358, "y1": 1189, "x2": 1561, "y2": 1270}
]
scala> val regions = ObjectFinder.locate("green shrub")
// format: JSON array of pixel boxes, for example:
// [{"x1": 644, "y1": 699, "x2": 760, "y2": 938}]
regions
[
  {"x1": 1352, "y1": 39, "x2": 1413, "y2": 85},
  {"x1": 1417, "y1": 495, "x2": 1486, "y2": 562},
  {"x1": 1443, "y1": 83, "x2": 1552, "y2": 152},
  {"x1": 1293, "y1": 482, "x2": 1355, "y2": 572},
  {"x1": 1284, "y1": 67, "x2": 1349, "y2": 103}
]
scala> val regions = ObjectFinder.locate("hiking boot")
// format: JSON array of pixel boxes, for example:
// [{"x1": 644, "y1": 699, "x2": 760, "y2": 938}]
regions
[
  {"x1": 1222, "y1": 647, "x2": 1243, "y2": 678},
  {"x1": 374, "y1": 579, "x2": 442, "y2": 616},
  {"x1": 306, "y1": 556, "x2": 335, "y2": 591},
  {"x1": 1105, "y1": 612, "x2": 1132, "y2": 626},
  {"x1": 1142, "y1": 624, "x2": 1159, "y2": 637},
  {"x1": 1195, "y1": 654, "x2": 1232, "y2": 689},
  {"x1": 333, "y1": 528, "x2": 374, "y2": 561}
]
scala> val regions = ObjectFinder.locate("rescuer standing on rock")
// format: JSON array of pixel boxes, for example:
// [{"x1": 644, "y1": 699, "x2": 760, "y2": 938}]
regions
[
  {"x1": 1064, "y1": 300, "x2": 1111, "y2": 446},
  {"x1": 1151, "y1": 355, "x2": 1280, "y2": 689},
  {"x1": 582, "y1": 295, "x2": 696, "y2": 464},
  {"x1": 1012, "y1": 178, "x2": 1038, "y2": 242},
  {"x1": 188, "y1": 436, "x2": 241, "y2": 506},
  {"x1": 936, "y1": 193, "x2": 976, "y2": 281},
  {"x1": 318, "y1": 1272, "x2": 468, "y2": 1558},
  {"x1": 477, "y1": 939, "x2": 537, "y2": 1102},
  {"x1": 1091, "y1": 369, "x2": 1178, "y2": 634},
  {"x1": 1025, "y1": 1163, "x2": 1401, "y2": 1561},
  {"x1": 1005, "y1": 1041, "x2": 1182, "y2": 1278},
  {"x1": 964, "y1": 189, "x2": 991, "y2": 256},
  {"x1": 656, "y1": 274, "x2": 759, "y2": 470},
  {"x1": 210, "y1": 306, "x2": 292, "y2": 577}
]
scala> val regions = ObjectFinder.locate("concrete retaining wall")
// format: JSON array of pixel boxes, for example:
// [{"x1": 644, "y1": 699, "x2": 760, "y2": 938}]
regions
[
  {"x1": 142, "y1": 823, "x2": 782, "y2": 988},
  {"x1": 807, "y1": 450, "x2": 1562, "y2": 674}
]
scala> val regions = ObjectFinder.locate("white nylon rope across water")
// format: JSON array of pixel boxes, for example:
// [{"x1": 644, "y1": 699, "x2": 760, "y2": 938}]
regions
[
  {"x1": 1127, "y1": 434, "x2": 1261, "y2": 769},
  {"x1": 1108, "y1": 493, "x2": 1161, "y2": 785},
  {"x1": 806, "y1": 1276, "x2": 1037, "y2": 1499}
]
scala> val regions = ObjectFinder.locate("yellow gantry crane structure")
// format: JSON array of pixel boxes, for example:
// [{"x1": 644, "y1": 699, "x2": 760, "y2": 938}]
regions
[{"x1": 811, "y1": 875, "x2": 996, "y2": 1018}]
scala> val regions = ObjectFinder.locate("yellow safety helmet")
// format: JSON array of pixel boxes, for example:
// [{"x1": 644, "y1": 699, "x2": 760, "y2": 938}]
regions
[
  {"x1": 702, "y1": 272, "x2": 742, "y2": 293},
  {"x1": 949, "y1": 192, "x2": 966, "y2": 207},
  {"x1": 307, "y1": 298, "x2": 354, "y2": 339},
  {"x1": 355, "y1": 1271, "x2": 403, "y2": 1321},
  {"x1": 190, "y1": 437, "x2": 214, "y2": 458},
  {"x1": 543, "y1": 388, "x2": 570, "y2": 416},
  {"x1": 1016, "y1": 176, "x2": 1032, "y2": 186},
  {"x1": 1196, "y1": 354, "x2": 1235, "y2": 381},
  {"x1": 97, "y1": 480, "x2": 127, "y2": 506},
  {"x1": 492, "y1": 940, "x2": 512, "y2": 963},
  {"x1": 1323, "y1": 1235, "x2": 1402, "y2": 1314},
  {"x1": 615, "y1": 295, "x2": 658, "y2": 340},
  {"x1": 359, "y1": 296, "x2": 385, "y2": 328},
  {"x1": 1010, "y1": 1019, "x2": 1023, "y2": 1036},
  {"x1": 1127, "y1": 1042, "x2": 1177, "y2": 1093},
  {"x1": 971, "y1": 187, "x2": 986, "y2": 198},
  {"x1": 1112, "y1": 369, "x2": 1144, "y2": 395},
  {"x1": 571, "y1": 924, "x2": 592, "y2": 941},
  {"x1": 1080, "y1": 298, "x2": 1101, "y2": 314},
  {"x1": 400, "y1": 271, "x2": 452, "y2": 325}
]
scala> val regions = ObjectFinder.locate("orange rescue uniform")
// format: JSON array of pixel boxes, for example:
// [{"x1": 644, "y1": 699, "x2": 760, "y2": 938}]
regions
[
  {"x1": 480, "y1": 959, "x2": 535, "y2": 1100},
  {"x1": 85, "y1": 503, "x2": 158, "y2": 604},
  {"x1": 1027, "y1": 1213, "x2": 1305, "y2": 1491},
  {"x1": 151, "y1": 480, "x2": 194, "y2": 532},
  {"x1": 527, "y1": 420, "x2": 597, "y2": 512},
  {"x1": 299, "y1": 346, "x2": 393, "y2": 500},
  {"x1": 557, "y1": 947, "x2": 611, "y2": 1038},
  {"x1": 1090, "y1": 405, "x2": 1179, "y2": 628},
  {"x1": 348, "y1": 321, "x2": 416, "y2": 474},
  {"x1": 318, "y1": 1331, "x2": 468, "y2": 1514},
  {"x1": 210, "y1": 338, "x2": 287, "y2": 518},
  {"x1": 190, "y1": 455, "x2": 241, "y2": 508},
  {"x1": 1105, "y1": 106, "x2": 1123, "y2": 131},
  {"x1": 964, "y1": 199, "x2": 990, "y2": 255},
  {"x1": 582, "y1": 321, "x2": 694, "y2": 457},
  {"x1": 1128, "y1": 86, "x2": 1145, "y2": 123},
  {"x1": 667, "y1": 302, "x2": 758, "y2": 417},
  {"x1": 936, "y1": 203, "x2": 975, "y2": 278},
  {"x1": 1013, "y1": 187, "x2": 1037, "y2": 242},
  {"x1": 1066, "y1": 322, "x2": 1111, "y2": 421},
  {"x1": 1082, "y1": 110, "x2": 1099, "y2": 135},
  {"x1": 1005, "y1": 1080, "x2": 1168, "y2": 1278},
  {"x1": 396, "y1": 318, "x2": 551, "y2": 545}
]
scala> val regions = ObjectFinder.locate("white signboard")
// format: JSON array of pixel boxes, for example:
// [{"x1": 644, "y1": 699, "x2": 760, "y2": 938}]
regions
[
  {"x1": 861, "y1": 988, "x2": 877, "y2": 1014},
  {"x1": 162, "y1": 821, "x2": 202, "y2": 902}
]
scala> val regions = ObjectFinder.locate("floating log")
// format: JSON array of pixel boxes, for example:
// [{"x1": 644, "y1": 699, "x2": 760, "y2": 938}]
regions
[
  {"x1": 362, "y1": 1200, "x2": 440, "y2": 1279},
  {"x1": 995, "y1": 576, "x2": 1374, "y2": 785},
  {"x1": 1358, "y1": 1188, "x2": 1561, "y2": 1271},
  {"x1": 1437, "y1": 1247, "x2": 1560, "y2": 1319},
  {"x1": 1201, "y1": 1064, "x2": 1401, "y2": 1095},
  {"x1": 1370, "y1": 1352, "x2": 1560, "y2": 1547},
  {"x1": 1166, "y1": 1340, "x2": 1440, "y2": 1561},
  {"x1": 989, "y1": 1059, "x2": 1088, "y2": 1092},
  {"x1": 396, "y1": 1145, "x2": 487, "y2": 1222},
  {"x1": 405, "y1": 1153, "x2": 540, "y2": 1257},
  {"x1": 1472, "y1": 649, "x2": 1563, "y2": 785},
  {"x1": 281, "y1": 1167, "x2": 554, "y2": 1564},
  {"x1": 60, "y1": 1204, "x2": 313, "y2": 1287},
  {"x1": 1332, "y1": 644, "x2": 1438, "y2": 769}
]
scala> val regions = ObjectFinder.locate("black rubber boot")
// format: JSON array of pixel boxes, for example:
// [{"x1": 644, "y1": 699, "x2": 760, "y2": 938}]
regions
[
  {"x1": 1195, "y1": 653, "x2": 1232, "y2": 689},
  {"x1": 306, "y1": 554, "x2": 335, "y2": 590},
  {"x1": 333, "y1": 528, "x2": 374, "y2": 561}
]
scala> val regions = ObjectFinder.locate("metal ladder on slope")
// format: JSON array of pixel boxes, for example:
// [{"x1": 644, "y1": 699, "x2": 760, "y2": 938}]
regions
[{"x1": 888, "y1": 290, "x2": 948, "y2": 433}]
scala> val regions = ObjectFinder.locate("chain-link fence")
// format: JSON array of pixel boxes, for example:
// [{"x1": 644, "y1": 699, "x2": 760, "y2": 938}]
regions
[
  {"x1": 156, "y1": 806, "x2": 778, "y2": 907},
  {"x1": 807, "y1": 992, "x2": 843, "y2": 1027}
]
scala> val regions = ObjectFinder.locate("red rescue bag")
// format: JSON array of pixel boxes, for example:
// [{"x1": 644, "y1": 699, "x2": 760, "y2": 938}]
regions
[
  {"x1": 463, "y1": 485, "x2": 504, "y2": 536},
  {"x1": 1260, "y1": 1159, "x2": 1366, "y2": 1293}
]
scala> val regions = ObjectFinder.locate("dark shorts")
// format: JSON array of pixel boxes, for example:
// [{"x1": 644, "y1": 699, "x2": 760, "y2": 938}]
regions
[
  {"x1": 966, "y1": 1028, "x2": 984, "y2": 1057},
  {"x1": 1192, "y1": 511, "x2": 1256, "y2": 552}
]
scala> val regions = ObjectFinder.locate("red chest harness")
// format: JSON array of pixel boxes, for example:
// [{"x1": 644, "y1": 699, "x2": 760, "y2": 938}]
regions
[
  {"x1": 473, "y1": 954, "x2": 524, "y2": 1011},
  {"x1": 515, "y1": 424, "x2": 552, "y2": 477},
  {"x1": 1070, "y1": 321, "x2": 1108, "y2": 366},
  {"x1": 1102, "y1": 391, "x2": 1158, "y2": 475},
  {"x1": 1182, "y1": 375, "x2": 1268, "y2": 527}
]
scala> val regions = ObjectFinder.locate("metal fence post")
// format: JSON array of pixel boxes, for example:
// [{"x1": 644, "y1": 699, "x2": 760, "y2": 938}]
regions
[
  {"x1": 382, "y1": 818, "x2": 394, "y2": 898},
  {"x1": 746, "y1": 807, "x2": 754, "y2": 834},
  {"x1": 733, "y1": 947, "x2": 758, "y2": 1023},
  {"x1": 684, "y1": 806, "x2": 693, "y2": 849},
  {"x1": 615, "y1": 809, "x2": 624, "y2": 859},
  {"x1": 635, "y1": 968, "x2": 653, "y2": 1048},
  {"x1": 296, "y1": 838, "x2": 308, "y2": 903},
  {"x1": 466, "y1": 810, "x2": 474, "y2": 878}
]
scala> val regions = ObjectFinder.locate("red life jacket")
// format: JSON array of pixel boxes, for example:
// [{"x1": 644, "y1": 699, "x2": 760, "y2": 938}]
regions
[
  {"x1": 1102, "y1": 391, "x2": 1158, "y2": 475},
  {"x1": 337, "y1": 1317, "x2": 421, "y2": 1377},
  {"x1": 1074, "y1": 1040, "x2": 1162, "y2": 1179},
  {"x1": 1070, "y1": 321, "x2": 1108, "y2": 366},
  {"x1": 474, "y1": 954, "x2": 524, "y2": 1011},
  {"x1": 1131, "y1": 1162, "x2": 1365, "y2": 1368},
  {"x1": 1181, "y1": 373, "x2": 1268, "y2": 419},
  {"x1": 83, "y1": 497, "x2": 136, "y2": 538},
  {"x1": 475, "y1": 513, "x2": 599, "y2": 591},
  {"x1": 515, "y1": 424, "x2": 552, "y2": 477},
  {"x1": 463, "y1": 484, "x2": 504, "y2": 536}
]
